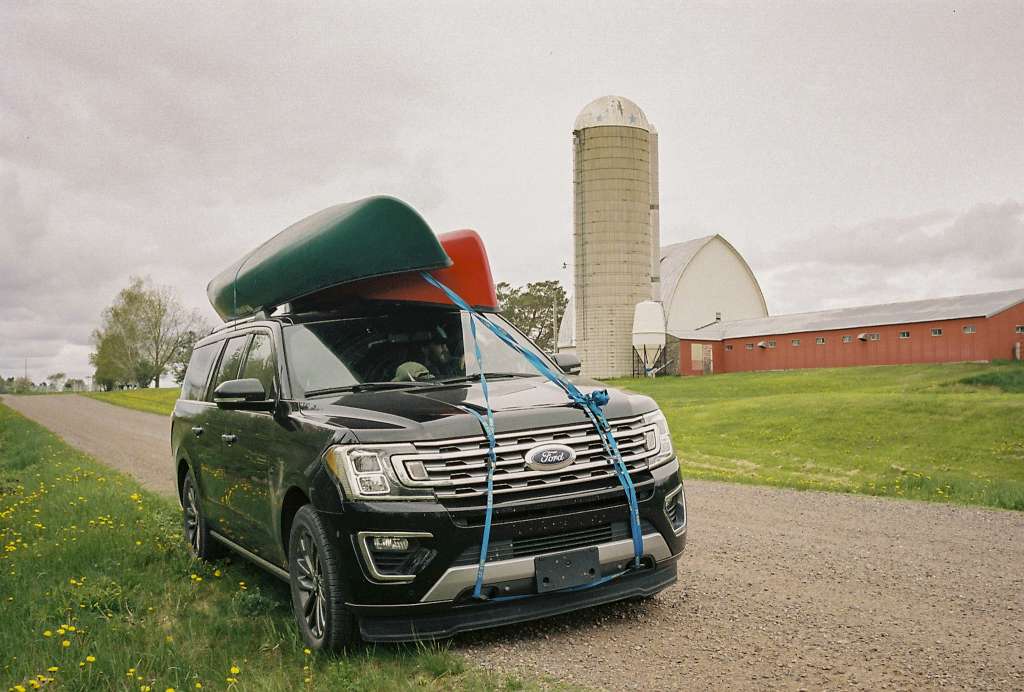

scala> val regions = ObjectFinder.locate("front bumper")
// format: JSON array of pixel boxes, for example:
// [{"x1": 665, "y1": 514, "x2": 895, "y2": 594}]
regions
[{"x1": 319, "y1": 458, "x2": 686, "y2": 637}]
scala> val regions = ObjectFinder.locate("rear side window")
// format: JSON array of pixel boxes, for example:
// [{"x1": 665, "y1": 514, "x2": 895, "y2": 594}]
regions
[
  {"x1": 209, "y1": 336, "x2": 250, "y2": 398},
  {"x1": 180, "y1": 344, "x2": 218, "y2": 401},
  {"x1": 241, "y1": 333, "x2": 277, "y2": 399}
]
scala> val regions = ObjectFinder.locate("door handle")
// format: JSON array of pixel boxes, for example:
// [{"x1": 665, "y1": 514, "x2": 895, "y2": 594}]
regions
[
  {"x1": 221, "y1": 434, "x2": 238, "y2": 446},
  {"x1": 191, "y1": 426, "x2": 204, "y2": 437}
]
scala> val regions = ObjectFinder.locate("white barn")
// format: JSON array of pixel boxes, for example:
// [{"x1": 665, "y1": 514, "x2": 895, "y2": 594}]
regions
[{"x1": 558, "y1": 234, "x2": 768, "y2": 356}]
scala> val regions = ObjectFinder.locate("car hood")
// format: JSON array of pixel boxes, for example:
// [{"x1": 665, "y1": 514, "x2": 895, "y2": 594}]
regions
[{"x1": 294, "y1": 375, "x2": 657, "y2": 444}]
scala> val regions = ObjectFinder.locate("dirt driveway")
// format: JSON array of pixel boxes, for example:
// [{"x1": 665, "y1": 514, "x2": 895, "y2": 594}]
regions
[{"x1": 5, "y1": 394, "x2": 1023, "y2": 689}]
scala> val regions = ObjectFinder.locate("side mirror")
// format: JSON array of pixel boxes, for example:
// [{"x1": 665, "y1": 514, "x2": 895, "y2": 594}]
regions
[
  {"x1": 213, "y1": 378, "x2": 275, "y2": 411},
  {"x1": 552, "y1": 352, "x2": 581, "y2": 375}
]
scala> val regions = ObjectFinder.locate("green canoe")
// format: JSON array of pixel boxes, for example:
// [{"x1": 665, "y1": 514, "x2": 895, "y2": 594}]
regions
[{"x1": 207, "y1": 196, "x2": 451, "y2": 320}]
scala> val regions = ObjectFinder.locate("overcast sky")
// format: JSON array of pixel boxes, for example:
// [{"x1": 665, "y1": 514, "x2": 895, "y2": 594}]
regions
[{"x1": 2, "y1": 1, "x2": 1022, "y2": 382}]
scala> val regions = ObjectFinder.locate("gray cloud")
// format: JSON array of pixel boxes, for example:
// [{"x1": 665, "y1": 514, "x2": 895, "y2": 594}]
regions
[
  {"x1": 751, "y1": 201, "x2": 1024, "y2": 314},
  {"x1": 2, "y1": 2, "x2": 1023, "y2": 381}
]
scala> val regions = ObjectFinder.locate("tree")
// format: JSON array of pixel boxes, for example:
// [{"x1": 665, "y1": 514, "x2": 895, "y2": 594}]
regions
[
  {"x1": 46, "y1": 372, "x2": 66, "y2": 391},
  {"x1": 90, "y1": 277, "x2": 209, "y2": 388},
  {"x1": 496, "y1": 280, "x2": 568, "y2": 352},
  {"x1": 170, "y1": 329, "x2": 205, "y2": 384}
]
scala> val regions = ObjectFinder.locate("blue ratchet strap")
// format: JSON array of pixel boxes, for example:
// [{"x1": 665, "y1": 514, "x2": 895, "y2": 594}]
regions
[
  {"x1": 420, "y1": 273, "x2": 645, "y2": 596},
  {"x1": 458, "y1": 313, "x2": 498, "y2": 600}
]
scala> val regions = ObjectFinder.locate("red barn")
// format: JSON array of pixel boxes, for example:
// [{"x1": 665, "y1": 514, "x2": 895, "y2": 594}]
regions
[{"x1": 676, "y1": 288, "x2": 1024, "y2": 375}]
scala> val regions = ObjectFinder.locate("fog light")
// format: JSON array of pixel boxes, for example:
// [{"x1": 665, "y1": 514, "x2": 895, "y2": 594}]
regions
[
  {"x1": 357, "y1": 474, "x2": 390, "y2": 495},
  {"x1": 372, "y1": 535, "x2": 410, "y2": 552},
  {"x1": 664, "y1": 487, "x2": 686, "y2": 534}
]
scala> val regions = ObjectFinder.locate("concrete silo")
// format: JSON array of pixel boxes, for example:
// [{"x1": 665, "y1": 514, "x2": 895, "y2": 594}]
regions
[{"x1": 572, "y1": 95, "x2": 654, "y2": 378}]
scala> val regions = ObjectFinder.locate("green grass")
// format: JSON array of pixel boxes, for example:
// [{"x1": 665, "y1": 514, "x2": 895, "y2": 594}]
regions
[
  {"x1": 607, "y1": 362, "x2": 1024, "y2": 511},
  {"x1": 957, "y1": 361, "x2": 1024, "y2": 393},
  {"x1": 0, "y1": 404, "x2": 538, "y2": 691},
  {"x1": 83, "y1": 387, "x2": 181, "y2": 416}
]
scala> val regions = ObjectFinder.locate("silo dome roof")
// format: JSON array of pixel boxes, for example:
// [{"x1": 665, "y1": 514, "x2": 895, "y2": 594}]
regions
[{"x1": 574, "y1": 95, "x2": 650, "y2": 131}]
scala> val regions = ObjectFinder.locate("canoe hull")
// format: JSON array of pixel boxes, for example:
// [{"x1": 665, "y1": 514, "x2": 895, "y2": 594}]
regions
[{"x1": 207, "y1": 196, "x2": 451, "y2": 320}]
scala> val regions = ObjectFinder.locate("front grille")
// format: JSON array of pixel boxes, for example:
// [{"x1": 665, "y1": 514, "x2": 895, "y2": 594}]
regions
[
  {"x1": 452, "y1": 519, "x2": 658, "y2": 567},
  {"x1": 393, "y1": 415, "x2": 658, "y2": 503}
]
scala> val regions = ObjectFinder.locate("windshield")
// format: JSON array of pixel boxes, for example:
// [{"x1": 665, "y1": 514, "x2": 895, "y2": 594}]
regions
[{"x1": 283, "y1": 308, "x2": 551, "y2": 397}]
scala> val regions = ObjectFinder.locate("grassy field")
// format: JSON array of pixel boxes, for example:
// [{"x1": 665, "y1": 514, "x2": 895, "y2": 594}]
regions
[
  {"x1": 608, "y1": 361, "x2": 1024, "y2": 510},
  {"x1": 0, "y1": 404, "x2": 535, "y2": 691},
  {"x1": 83, "y1": 387, "x2": 181, "y2": 416}
]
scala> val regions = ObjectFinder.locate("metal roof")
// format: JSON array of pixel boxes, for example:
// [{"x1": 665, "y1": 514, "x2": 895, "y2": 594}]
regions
[
  {"x1": 673, "y1": 287, "x2": 1024, "y2": 341},
  {"x1": 573, "y1": 95, "x2": 650, "y2": 131}
]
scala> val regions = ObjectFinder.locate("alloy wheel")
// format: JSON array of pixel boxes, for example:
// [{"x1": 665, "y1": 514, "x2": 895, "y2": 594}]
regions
[
  {"x1": 294, "y1": 529, "x2": 327, "y2": 640},
  {"x1": 184, "y1": 482, "x2": 200, "y2": 554}
]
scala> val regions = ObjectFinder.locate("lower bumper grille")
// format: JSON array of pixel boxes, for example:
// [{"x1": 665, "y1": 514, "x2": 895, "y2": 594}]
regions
[{"x1": 452, "y1": 519, "x2": 658, "y2": 567}]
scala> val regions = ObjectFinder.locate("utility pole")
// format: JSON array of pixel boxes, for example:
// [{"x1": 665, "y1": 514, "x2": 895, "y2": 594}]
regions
[{"x1": 551, "y1": 300, "x2": 559, "y2": 351}]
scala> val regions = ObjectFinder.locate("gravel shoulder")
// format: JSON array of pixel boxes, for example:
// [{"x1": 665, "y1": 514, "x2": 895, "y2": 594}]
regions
[{"x1": 5, "y1": 394, "x2": 1022, "y2": 689}]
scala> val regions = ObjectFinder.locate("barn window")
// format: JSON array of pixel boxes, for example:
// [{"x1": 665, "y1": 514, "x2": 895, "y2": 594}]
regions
[
  {"x1": 815, "y1": 337, "x2": 826, "y2": 345},
  {"x1": 899, "y1": 331, "x2": 910, "y2": 339},
  {"x1": 868, "y1": 333, "x2": 881, "y2": 341},
  {"x1": 1017, "y1": 325, "x2": 1024, "y2": 334},
  {"x1": 962, "y1": 325, "x2": 976, "y2": 334},
  {"x1": 791, "y1": 339, "x2": 800, "y2": 347},
  {"x1": 745, "y1": 344, "x2": 754, "y2": 351},
  {"x1": 931, "y1": 328, "x2": 943, "y2": 337},
  {"x1": 767, "y1": 340, "x2": 776, "y2": 349},
  {"x1": 725, "y1": 345, "x2": 733, "y2": 352},
  {"x1": 842, "y1": 335, "x2": 852, "y2": 343}
]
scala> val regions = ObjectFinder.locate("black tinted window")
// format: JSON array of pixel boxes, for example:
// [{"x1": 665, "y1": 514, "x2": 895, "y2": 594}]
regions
[
  {"x1": 180, "y1": 344, "x2": 218, "y2": 401},
  {"x1": 241, "y1": 333, "x2": 276, "y2": 399},
  {"x1": 209, "y1": 336, "x2": 249, "y2": 399},
  {"x1": 283, "y1": 308, "x2": 549, "y2": 397}
]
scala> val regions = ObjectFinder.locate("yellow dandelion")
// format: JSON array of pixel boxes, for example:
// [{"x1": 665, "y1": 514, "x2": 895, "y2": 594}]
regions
[
  {"x1": 195, "y1": 684, "x2": 203, "y2": 689},
  {"x1": 303, "y1": 648, "x2": 311, "y2": 655},
  {"x1": 213, "y1": 570, "x2": 221, "y2": 577},
  {"x1": 230, "y1": 665, "x2": 240, "y2": 675},
  {"x1": 47, "y1": 667, "x2": 59, "y2": 672},
  {"x1": 42, "y1": 630, "x2": 52, "y2": 637},
  {"x1": 166, "y1": 688, "x2": 175, "y2": 692},
  {"x1": 66, "y1": 625, "x2": 76, "y2": 632},
  {"x1": 61, "y1": 640, "x2": 71, "y2": 648},
  {"x1": 86, "y1": 655, "x2": 96, "y2": 663}
]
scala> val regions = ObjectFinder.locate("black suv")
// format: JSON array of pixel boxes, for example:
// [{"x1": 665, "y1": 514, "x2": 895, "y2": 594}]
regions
[{"x1": 172, "y1": 301, "x2": 686, "y2": 650}]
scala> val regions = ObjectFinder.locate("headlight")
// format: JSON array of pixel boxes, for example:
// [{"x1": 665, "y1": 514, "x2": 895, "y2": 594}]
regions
[
  {"x1": 324, "y1": 445, "x2": 433, "y2": 501},
  {"x1": 642, "y1": 409, "x2": 675, "y2": 468}
]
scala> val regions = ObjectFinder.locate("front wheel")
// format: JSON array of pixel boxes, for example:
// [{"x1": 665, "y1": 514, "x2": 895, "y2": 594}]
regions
[{"x1": 288, "y1": 505, "x2": 358, "y2": 652}]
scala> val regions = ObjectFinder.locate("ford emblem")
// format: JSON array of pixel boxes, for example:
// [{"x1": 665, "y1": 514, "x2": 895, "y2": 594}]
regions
[{"x1": 525, "y1": 444, "x2": 576, "y2": 472}]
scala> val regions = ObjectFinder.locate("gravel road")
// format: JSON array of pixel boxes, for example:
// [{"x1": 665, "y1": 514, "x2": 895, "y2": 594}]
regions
[
  {"x1": 2, "y1": 394, "x2": 174, "y2": 496},
  {"x1": 4, "y1": 394, "x2": 1023, "y2": 689}
]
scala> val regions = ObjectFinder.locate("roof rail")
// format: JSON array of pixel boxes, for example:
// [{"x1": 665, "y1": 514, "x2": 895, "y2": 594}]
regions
[{"x1": 210, "y1": 310, "x2": 268, "y2": 335}]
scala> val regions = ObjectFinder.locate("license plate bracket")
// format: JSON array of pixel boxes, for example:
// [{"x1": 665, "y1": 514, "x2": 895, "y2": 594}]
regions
[{"x1": 534, "y1": 546, "x2": 601, "y2": 593}]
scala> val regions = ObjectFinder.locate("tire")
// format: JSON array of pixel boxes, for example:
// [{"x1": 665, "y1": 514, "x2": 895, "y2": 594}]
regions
[
  {"x1": 288, "y1": 505, "x2": 358, "y2": 652},
  {"x1": 181, "y1": 472, "x2": 224, "y2": 560}
]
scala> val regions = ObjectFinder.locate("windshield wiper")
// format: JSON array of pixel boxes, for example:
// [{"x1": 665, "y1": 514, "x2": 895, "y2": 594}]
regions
[
  {"x1": 304, "y1": 382, "x2": 431, "y2": 397},
  {"x1": 435, "y1": 372, "x2": 535, "y2": 385}
]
